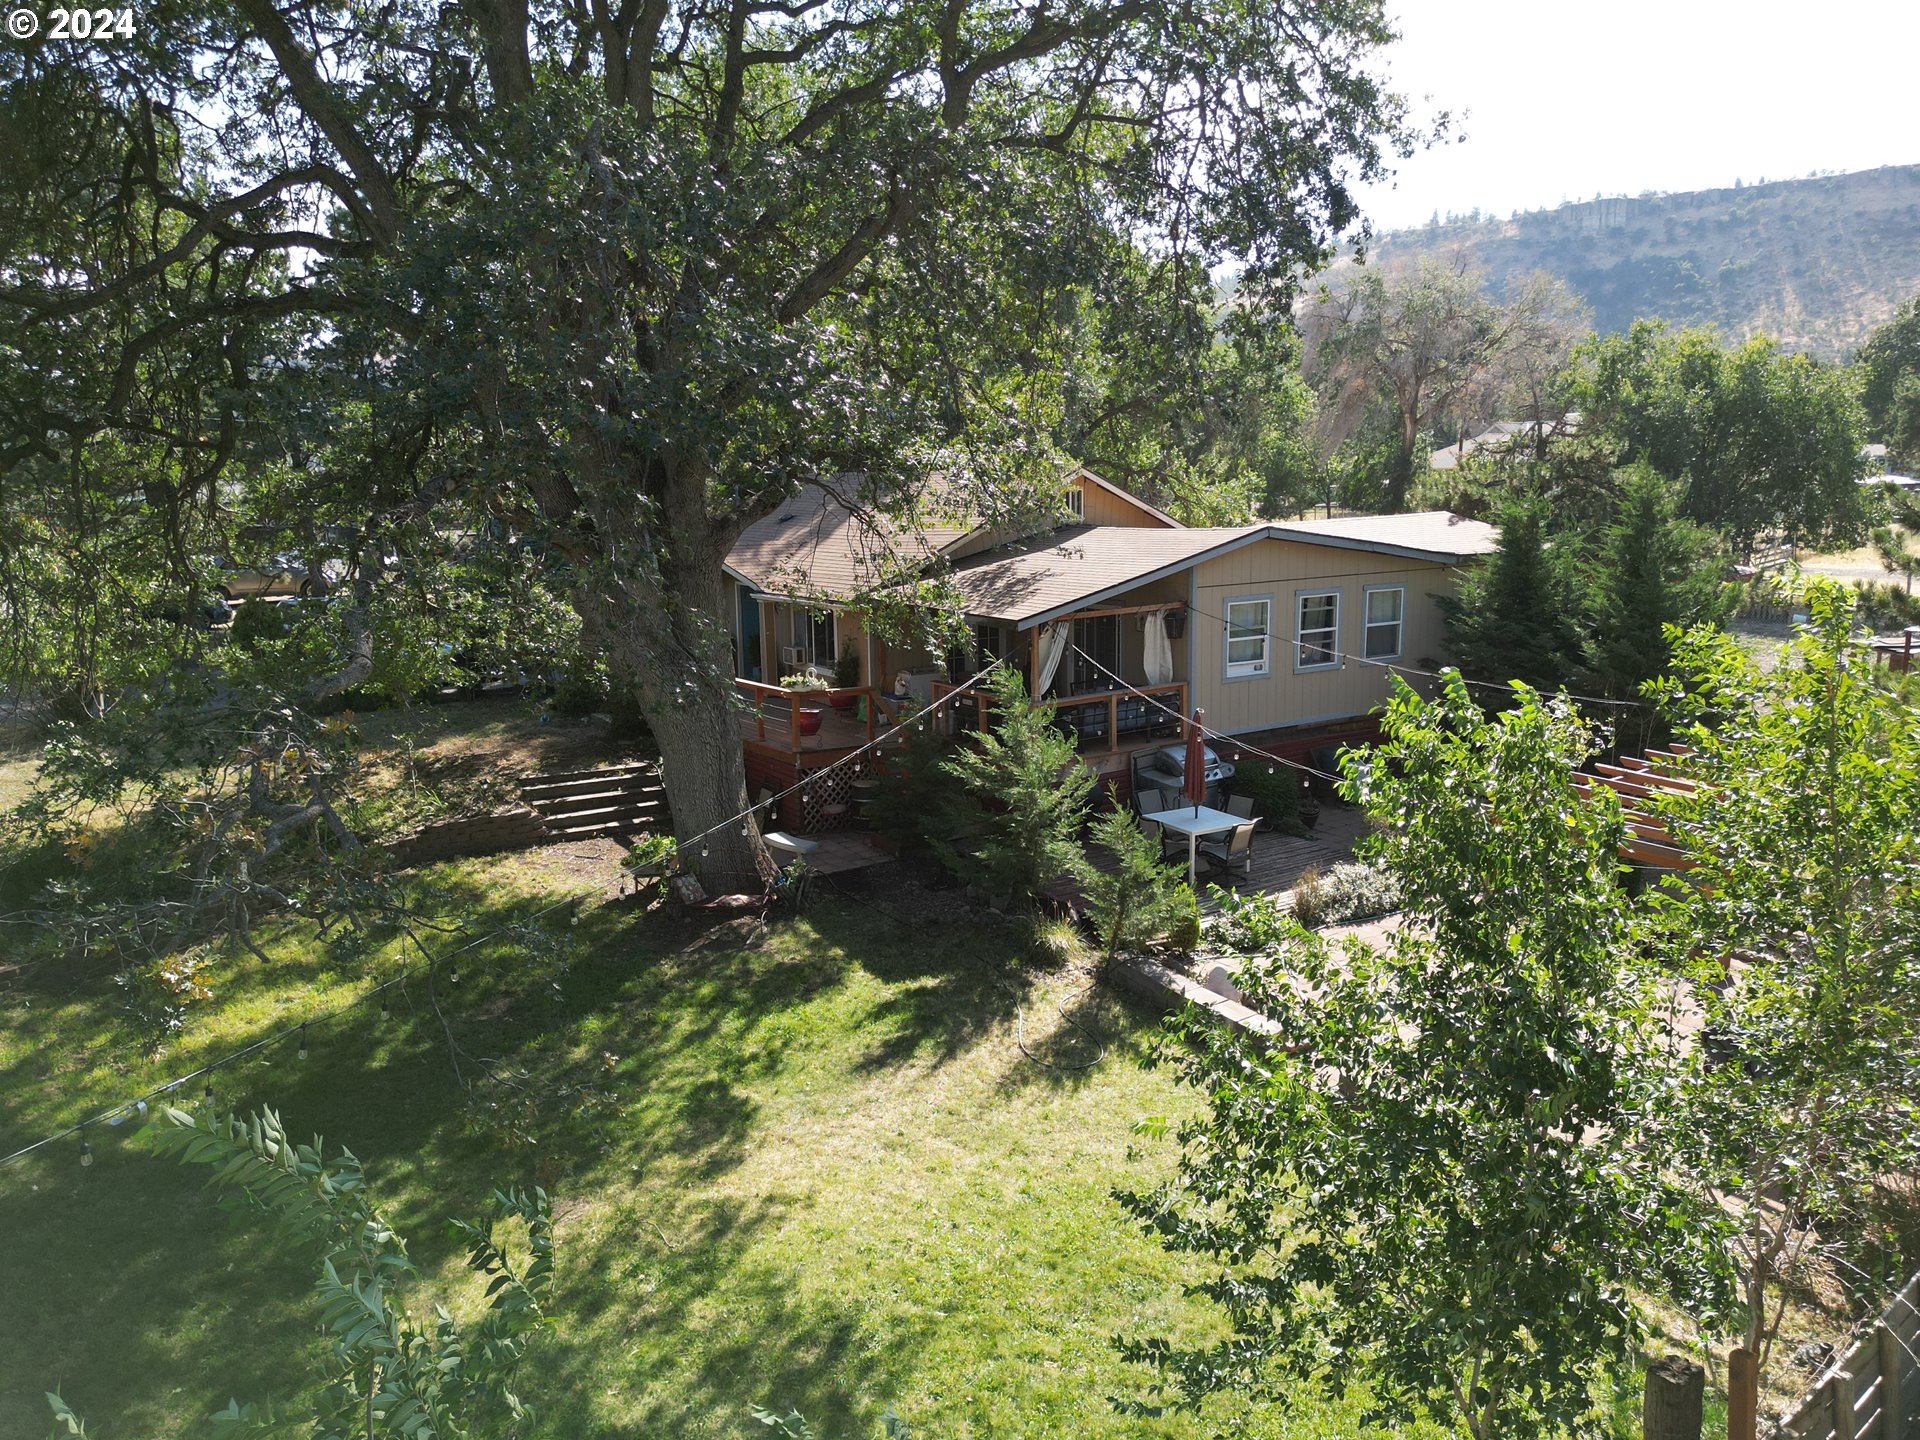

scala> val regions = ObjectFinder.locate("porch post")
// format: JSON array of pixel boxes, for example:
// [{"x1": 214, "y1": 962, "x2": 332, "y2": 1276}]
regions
[{"x1": 1028, "y1": 628, "x2": 1040, "y2": 698}]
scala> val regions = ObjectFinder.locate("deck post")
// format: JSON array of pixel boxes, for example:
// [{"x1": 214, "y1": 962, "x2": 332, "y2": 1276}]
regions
[
  {"x1": 1108, "y1": 692, "x2": 1119, "y2": 753},
  {"x1": 755, "y1": 692, "x2": 765, "y2": 741},
  {"x1": 865, "y1": 686, "x2": 876, "y2": 744},
  {"x1": 1831, "y1": 1369, "x2": 1858, "y2": 1440},
  {"x1": 1878, "y1": 1320, "x2": 1905, "y2": 1440},
  {"x1": 1028, "y1": 629, "x2": 1040, "y2": 698}
]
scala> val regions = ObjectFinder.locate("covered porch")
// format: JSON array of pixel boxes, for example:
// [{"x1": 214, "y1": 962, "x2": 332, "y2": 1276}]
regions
[{"x1": 936, "y1": 587, "x2": 1195, "y2": 797}]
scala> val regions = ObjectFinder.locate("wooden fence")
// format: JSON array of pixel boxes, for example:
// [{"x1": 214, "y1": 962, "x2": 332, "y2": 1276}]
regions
[{"x1": 1782, "y1": 1273, "x2": 1920, "y2": 1440}]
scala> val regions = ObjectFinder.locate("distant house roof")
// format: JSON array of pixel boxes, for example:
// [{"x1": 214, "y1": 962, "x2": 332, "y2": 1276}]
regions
[
  {"x1": 949, "y1": 512, "x2": 1498, "y2": 628},
  {"x1": 1429, "y1": 414, "x2": 1579, "y2": 471}
]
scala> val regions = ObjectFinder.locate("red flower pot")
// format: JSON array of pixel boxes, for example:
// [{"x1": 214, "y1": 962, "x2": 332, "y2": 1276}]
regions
[{"x1": 796, "y1": 706, "x2": 824, "y2": 736}]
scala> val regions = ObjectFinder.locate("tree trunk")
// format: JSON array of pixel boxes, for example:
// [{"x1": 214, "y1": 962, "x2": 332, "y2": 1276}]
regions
[
  {"x1": 1386, "y1": 433, "x2": 1415, "y2": 513},
  {"x1": 573, "y1": 514, "x2": 775, "y2": 893},
  {"x1": 1643, "y1": 1354, "x2": 1705, "y2": 1440}
]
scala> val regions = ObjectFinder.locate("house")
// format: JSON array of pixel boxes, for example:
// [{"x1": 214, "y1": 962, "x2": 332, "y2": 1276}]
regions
[
  {"x1": 1429, "y1": 414, "x2": 1579, "y2": 471},
  {"x1": 722, "y1": 465, "x2": 1497, "y2": 828}
]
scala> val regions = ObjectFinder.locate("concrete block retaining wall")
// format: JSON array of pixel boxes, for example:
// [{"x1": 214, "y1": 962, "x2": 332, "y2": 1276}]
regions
[{"x1": 382, "y1": 807, "x2": 550, "y2": 868}]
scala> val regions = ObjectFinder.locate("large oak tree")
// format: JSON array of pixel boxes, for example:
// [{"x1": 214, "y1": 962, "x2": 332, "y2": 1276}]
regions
[{"x1": 2, "y1": 0, "x2": 1416, "y2": 884}]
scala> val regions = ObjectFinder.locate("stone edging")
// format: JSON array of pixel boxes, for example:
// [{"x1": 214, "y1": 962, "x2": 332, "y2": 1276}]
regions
[{"x1": 1108, "y1": 953, "x2": 1284, "y2": 1047}]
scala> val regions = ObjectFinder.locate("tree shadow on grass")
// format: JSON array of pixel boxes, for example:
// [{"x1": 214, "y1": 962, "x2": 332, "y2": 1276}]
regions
[
  {"x1": 0, "y1": 865, "x2": 1049, "y2": 1438},
  {"x1": 0, "y1": 879, "x2": 639, "y2": 1433},
  {"x1": 525, "y1": 1183, "x2": 938, "y2": 1438}
]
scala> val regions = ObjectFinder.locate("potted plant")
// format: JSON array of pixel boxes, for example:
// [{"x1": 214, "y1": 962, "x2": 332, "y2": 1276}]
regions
[
  {"x1": 779, "y1": 673, "x2": 826, "y2": 735},
  {"x1": 830, "y1": 640, "x2": 861, "y2": 709},
  {"x1": 620, "y1": 833, "x2": 679, "y2": 893}
]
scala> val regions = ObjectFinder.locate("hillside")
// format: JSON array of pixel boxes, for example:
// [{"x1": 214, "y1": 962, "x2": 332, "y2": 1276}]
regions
[{"x1": 1353, "y1": 165, "x2": 1920, "y2": 358}]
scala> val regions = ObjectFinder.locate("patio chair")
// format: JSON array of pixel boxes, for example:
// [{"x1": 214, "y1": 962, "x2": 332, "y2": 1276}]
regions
[
  {"x1": 1198, "y1": 822, "x2": 1257, "y2": 883},
  {"x1": 1224, "y1": 792, "x2": 1255, "y2": 821},
  {"x1": 1134, "y1": 788, "x2": 1182, "y2": 860}
]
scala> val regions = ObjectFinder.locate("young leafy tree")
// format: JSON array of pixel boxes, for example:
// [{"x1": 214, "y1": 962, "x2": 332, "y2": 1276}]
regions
[
  {"x1": 1569, "y1": 321, "x2": 1866, "y2": 551},
  {"x1": 49, "y1": 1105, "x2": 556, "y2": 1438},
  {"x1": 2, "y1": 0, "x2": 1419, "y2": 888},
  {"x1": 1644, "y1": 582, "x2": 1920, "y2": 1413},
  {"x1": 1581, "y1": 463, "x2": 1729, "y2": 742},
  {"x1": 1116, "y1": 674, "x2": 1725, "y2": 1439},
  {"x1": 1857, "y1": 292, "x2": 1920, "y2": 451},
  {"x1": 1870, "y1": 487, "x2": 1920, "y2": 594},
  {"x1": 1081, "y1": 807, "x2": 1182, "y2": 967},
  {"x1": 1443, "y1": 494, "x2": 1583, "y2": 695},
  {"x1": 937, "y1": 667, "x2": 1093, "y2": 905}
]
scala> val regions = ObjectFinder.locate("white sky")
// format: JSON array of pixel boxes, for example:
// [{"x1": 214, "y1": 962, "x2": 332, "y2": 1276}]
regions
[{"x1": 1352, "y1": 0, "x2": 1920, "y2": 233}]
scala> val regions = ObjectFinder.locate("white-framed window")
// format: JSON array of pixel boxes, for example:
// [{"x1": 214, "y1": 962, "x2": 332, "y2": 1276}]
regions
[
  {"x1": 1065, "y1": 485, "x2": 1083, "y2": 518},
  {"x1": 1295, "y1": 590, "x2": 1340, "y2": 671},
  {"x1": 792, "y1": 607, "x2": 834, "y2": 665},
  {"x1": 1224, "y1": 596, "x2": 1272, "y2": 678},
  {"x1": 1363, "y1": 585, "x2": 1405, "y2": 661}
]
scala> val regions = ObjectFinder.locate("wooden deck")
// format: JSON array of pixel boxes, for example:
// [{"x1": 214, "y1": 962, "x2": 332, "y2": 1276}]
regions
[
  {"x1": 797, "y1": 831, "x2": 893, "y2": 875},
  {"x1": 735, "y1": 694, "x2": 880, "y2": 755}
]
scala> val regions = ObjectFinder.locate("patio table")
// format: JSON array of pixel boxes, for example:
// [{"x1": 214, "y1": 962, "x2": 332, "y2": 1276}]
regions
[{"x1": 1151, "y1": 802, "x2": 1243, "y2": 889}]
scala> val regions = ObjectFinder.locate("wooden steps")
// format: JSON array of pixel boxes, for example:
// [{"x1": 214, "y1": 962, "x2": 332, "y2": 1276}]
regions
[{"x1": 518, "y1": 763, "x2": 667, "y2": 840}]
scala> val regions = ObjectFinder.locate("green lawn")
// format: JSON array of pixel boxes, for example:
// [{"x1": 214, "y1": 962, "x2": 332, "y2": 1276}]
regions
[{"x1": 0, "y1": 851, "x2": 1390, "y2": 1439}]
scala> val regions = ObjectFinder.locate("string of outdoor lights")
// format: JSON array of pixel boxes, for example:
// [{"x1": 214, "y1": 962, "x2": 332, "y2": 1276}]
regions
[
  {"x1": 9, "y1": 670, "x2": 1019, "y2": 1170},
  {"x1": 5, "y1": 616, "x2": 1615, "y2": 1170},
  {"x1": 0, "y1": 896, "x2": 581, "y2": 1174},
  {"x1": 1063, "y1": 645, "x2": 1344, "y2": 785}
]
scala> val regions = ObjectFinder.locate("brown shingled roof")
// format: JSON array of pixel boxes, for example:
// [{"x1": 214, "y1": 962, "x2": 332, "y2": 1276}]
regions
[
  {"x1": 1270, "y1": 511, "x2": 1498, "y2": 562},
  {"x1": 946, "y1": 512, "x2": 1497, "y2": 627},
  {"x1": 947, "y1": 526, "x2": 1263, "y2": 625},
  {"x1": 723, "y1": 480, "x2": 976, "y2": 600}
]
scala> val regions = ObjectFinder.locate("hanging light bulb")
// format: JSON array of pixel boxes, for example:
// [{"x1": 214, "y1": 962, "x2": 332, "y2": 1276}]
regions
[
  {"x1": 203, "y1": 1072, "x2": 214, "y2": 1103},
  {"x1": 701, "y1": 844, "x2": 710, "y2": 858},
  {"x1": 740, "y1": 821, "x2": 750, "y2": 836},
  {"x1": 296, "y1": 1023, "x2": 309, "y2": 1061},
  {"x1": 379, "y1": 994, "x2": 391, "y2": 1022},
  {"x1": 448, "y1": 965, "x2": 461, "y2": 986},
  {"x1": 80, "y1": 1131, "x2": 93, "y2": 1168}
]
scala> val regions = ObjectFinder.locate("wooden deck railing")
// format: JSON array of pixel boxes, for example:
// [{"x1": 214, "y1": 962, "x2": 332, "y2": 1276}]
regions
[
  {"x1": 735, "y1": 678, "x2": 884, "y2": 754},
  {"x1": 930, "y1": 679, "x2": 1188, "y2": 754},
  {"x1": 1782, "y1": 1272, "x2": 1918, "y2": 1440}
]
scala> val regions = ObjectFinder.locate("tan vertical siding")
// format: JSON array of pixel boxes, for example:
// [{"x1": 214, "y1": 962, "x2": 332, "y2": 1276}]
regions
[
  {"x1": 1187, "y1": 539, "x2": 1464, "y2": 733},
  {"x1": 1075, "y1": 478, "x2": 1175, "y2": 528}
]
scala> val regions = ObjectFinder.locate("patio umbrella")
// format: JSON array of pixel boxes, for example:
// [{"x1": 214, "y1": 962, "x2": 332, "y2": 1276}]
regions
[{"x1": 1184, "y1": 708, "x2": 1207, "y2": 815}]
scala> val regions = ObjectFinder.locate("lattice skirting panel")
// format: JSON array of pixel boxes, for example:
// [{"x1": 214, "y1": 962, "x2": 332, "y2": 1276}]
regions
[{"x1": 794, "y1": 763, "x2": 856, "y2": 832}]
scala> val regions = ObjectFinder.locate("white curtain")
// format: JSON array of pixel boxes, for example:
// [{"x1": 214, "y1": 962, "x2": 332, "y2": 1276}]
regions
[
  {"x1": 1141, "y1": 610, "x2": 1174, "y2": 687},
  {"x1": 1033, "y1": 622, "x2": 1070, "y2": 696}
]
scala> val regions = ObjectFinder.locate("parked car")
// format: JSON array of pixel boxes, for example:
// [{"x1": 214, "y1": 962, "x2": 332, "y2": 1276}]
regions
[{"x1": 208, "y1": 554, "x2": 323, "y2": 600}]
